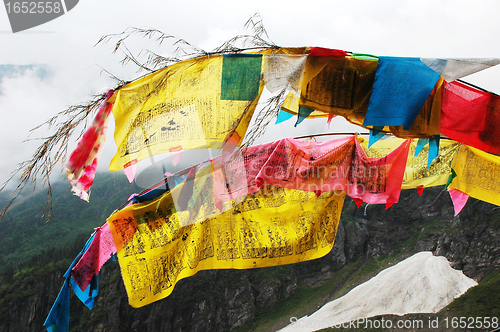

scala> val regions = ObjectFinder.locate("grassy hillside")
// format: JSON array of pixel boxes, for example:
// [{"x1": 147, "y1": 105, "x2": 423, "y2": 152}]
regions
[{"x1": 0, "y1": 172, "x2": 137, "y2": 273}]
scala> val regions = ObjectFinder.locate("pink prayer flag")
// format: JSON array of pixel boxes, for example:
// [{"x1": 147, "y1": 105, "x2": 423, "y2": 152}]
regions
[
  {"x1": 65, "y1": 90, "x2": 114, "y2": 200},
  {"x1": 123, "y1": 160, "x2": 138, "y2": 183},
  {"x1": 211, "y1": 135, "x2": 410, "y2": 209},
  {"x1": 71, "y1": 223, "x2": 117, "y2": 291},
  {"x1": 169, "y1": 146, "x2": 183, "y2": 166},
  {"x1": 448, "y1": 189, "x2": 469, "y2": 216}
]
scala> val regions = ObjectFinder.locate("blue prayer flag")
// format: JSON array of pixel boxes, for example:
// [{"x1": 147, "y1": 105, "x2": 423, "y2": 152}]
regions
[{"x1": 363, "y1": 57, "x2": 440, "y2": 130}]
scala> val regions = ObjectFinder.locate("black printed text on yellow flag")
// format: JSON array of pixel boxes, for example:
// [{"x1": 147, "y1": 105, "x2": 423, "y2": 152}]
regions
[
  {"x1": 108, "y1": 53, "x2": 264, "y2": 171},
  {"x1": 107, "y1": 186, "x2": 345, "y2": 308}
]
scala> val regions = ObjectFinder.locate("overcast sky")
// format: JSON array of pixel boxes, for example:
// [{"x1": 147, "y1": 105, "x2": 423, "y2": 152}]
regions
[{"x1": 1, "y1": 0, "x2": 500, "y2": 194}]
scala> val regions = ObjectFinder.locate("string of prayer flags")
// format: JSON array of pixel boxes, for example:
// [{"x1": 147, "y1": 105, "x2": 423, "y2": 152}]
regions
[
  {"x1": 44, "y1": 233, "x2": 97, "y2": 332},
  {"x1": 449, "y1": 145, "x2": 500, "y2": 207},
  {"x1": 107, "y1": 186, "x2": 345, "y2": 308},
  {"x1": 108, "y1": 53, "x2": 265, "y2": 171},
  {"x1": 441, "y1": 80, "x2": 500, "y2": 155},
  {"x1": 421, "y1": 58, "x2": 500, "y2": 82},
  {"x1": 65, "y1": 90, "x2": 114, "y2": 201},
  {"x1": 363, "y1": 57, "x2": 440, "y2": 130}
]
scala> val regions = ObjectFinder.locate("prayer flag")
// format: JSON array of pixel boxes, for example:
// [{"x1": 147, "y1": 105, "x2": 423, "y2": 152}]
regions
[
  {"x1": 44, "y1": 280, "x2": 70, "y2": 332},
  {"x1": 368, "y1": 127, "x2": 386, "y2": 148},
  {"x1": 421, "y1": 58, "x2": 500, "y2": 82},
  {"x1": 71, "y1": 223, "x2": 117, "y2": 292},
  {"x1": 363, "y1": 57, "x2": 440, "y2": 130},
  {"x1": 275, "y1": 109, "x2": 295, "y2": 124},
  {"x1": 109, "y1": 54, "x2": 264, "y2": 171},
  {"x1": 65, "y1": 90, "x2": 114, "y2": 200},
  {"x1": 449, "y1": 145, "x2": 500, "y2": 207},
  {"x1": 263, "y1": 54, "x2": 307, "y2": 94},
  {"x1": 295, "y1": 107, "x2": 315, "y2": 127},
  {"x1": 299, "y1": 56, "x2": 378, "y2": 123},
  {"x1": 441, "y1": 80, "x2": 500, "y2": 155},
  {"x1": 361, "y1": 138, "x2": 460, "y2": 190},
  {"x1": 107, "y1": 186, "x2": 345, "y2": 308},
  {"x1": 448, "y1": 189, "x2": 469, "y2": 216}
]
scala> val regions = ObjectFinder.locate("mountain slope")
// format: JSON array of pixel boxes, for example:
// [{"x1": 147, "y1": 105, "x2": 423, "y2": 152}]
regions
[
  {"x1": 0, "y1": 185, "x2": 499, "y2": 332},
  {"x1": 0, "y1": 173, "x2": 137, "y2": 273}
]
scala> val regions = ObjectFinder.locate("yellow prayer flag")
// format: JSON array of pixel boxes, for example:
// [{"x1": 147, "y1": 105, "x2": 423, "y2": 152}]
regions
[
  {"x1": 449, "y1": 145, "x2": 500, "y2": 207},
  {"x1": 107, "y1": 179, "x2": 345, "y2": 307},
  {"x1": 361, "y1": 138, "x2": 460, "y2": 189},
  {"x1": 108, "y1": 53, "x2": 265, "y2": 171}
]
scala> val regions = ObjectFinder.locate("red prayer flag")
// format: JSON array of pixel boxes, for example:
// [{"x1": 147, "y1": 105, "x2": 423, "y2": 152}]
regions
[
  {"x1": 417, "y1": 185, "x2": 424, "y2": 196},
  {"x1": 441, "y1": 80, "x2": 500, "y2": 155},
  {"x1": 309, "y1": 47, "x2": 348, "y2": 57}
]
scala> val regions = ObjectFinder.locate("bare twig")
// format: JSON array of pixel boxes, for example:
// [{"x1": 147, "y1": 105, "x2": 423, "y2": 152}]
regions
[
  {"x1": 241, "y1": 88, "x2": 288, "y2": 150},
  {"x1": 1, "y1": 13, "x2": 281, "y2": 221},
  {"x1": 0, "y1": 93, "x2": 108, "y2": 221}
]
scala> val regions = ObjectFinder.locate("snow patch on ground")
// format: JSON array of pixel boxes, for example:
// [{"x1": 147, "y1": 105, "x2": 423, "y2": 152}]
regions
[{"x1": 278, "y1": 251, "x2": 477, "y2": 332}]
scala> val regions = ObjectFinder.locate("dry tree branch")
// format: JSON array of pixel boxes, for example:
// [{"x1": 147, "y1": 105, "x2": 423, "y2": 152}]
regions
[
  {"x1": 1, "y1": 13, "x2": 281, "y2": 221},
  {"x1": 96, "y1": 13, "x2": 278, "y2": 74},
  {"x1": 0, "y1": 93, "x2": 108, "y2": 222},
  {"x1": 140, "y1": 50, "x2": 179, "y2": 70},
  {"x1": 212, "y1": 14, "x2": 278, "y2": 54},
  {"x1": 96, "y1": 26, "x2": 210, "y2": 73},
  {"x1": 119, "y1": 44, "x2": 155, "y2": 73},
  {"x1": 244, "y1": 12, "x2": 277, "y2": 48},
  {"x1": 241, "y1": 88, "x2": 288, "y2": 150}
]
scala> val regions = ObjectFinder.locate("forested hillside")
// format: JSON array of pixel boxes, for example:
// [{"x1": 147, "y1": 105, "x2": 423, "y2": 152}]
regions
[{"x1": 0, "y1": 173, "x2": 138, "y2": 273}]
